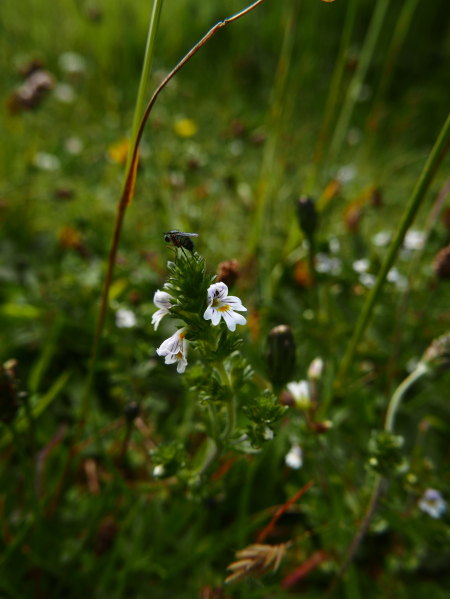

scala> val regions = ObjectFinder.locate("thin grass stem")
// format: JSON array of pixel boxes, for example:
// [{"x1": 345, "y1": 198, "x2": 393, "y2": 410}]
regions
[
  {"x1": 327, "y1": 0, "x2": 391, "y2": 167},
  {"x1": 333, "y1": 110, "x2": 450, "y2": 395}
]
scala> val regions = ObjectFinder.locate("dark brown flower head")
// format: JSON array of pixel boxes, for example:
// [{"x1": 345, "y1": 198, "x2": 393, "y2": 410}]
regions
[
  {"x1": 216, "y1": 259, "x2": 240, "y2": 288},
  {"x1": 266, "y1": 325, "x2": 296, "y2": 389},
  {"x1": 296, "y1": 196, "x2": 318, "y2": 240},
  {"x1": 8, "y1": 69, "x2": 54, "y2": 114},
  {"x1": 433, "y1": 246, "x2": 450, "y2": 280},
  {"x1": 0, "y1": 360, "x2": 20, "y2": 424}
]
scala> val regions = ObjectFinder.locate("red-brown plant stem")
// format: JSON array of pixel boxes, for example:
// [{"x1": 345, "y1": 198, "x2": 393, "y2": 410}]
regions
[{"x1": 48, "y1": 0, "x2": 265, "y2": 517}]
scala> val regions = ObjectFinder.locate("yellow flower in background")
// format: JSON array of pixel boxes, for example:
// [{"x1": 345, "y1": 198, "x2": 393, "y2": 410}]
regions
[
  {"x1": 107, "y1": 138, "x2": 130, "y2": 165},
  {"x1": 174, "y1": 118, "x2": 197, "y2": 138}
]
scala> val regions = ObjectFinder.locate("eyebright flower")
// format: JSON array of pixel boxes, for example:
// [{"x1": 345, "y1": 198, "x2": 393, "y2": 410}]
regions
[
  {"x1": 156, "y1": 328, "x2": 188, "y2": 374},
  {"x1": 203, "y1": 282, "x2": 247, "y2": 332},
  {"x1": 287, "y1": 380, "x2": 310, "y2": 410},
  {"x1": 418, "y1": 489, "x2": 447, "y2": 519},
  {"x1": 151, "y1": 289, "x2": 172, "y2": 330},
  {"x1": 285, "y1": 444, "x2": 303, "y2": 469}
]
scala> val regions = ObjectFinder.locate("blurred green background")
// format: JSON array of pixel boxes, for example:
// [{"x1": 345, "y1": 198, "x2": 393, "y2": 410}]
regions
[{"x1": 1, "y1": 0, "x2": 450, "y2": 597}]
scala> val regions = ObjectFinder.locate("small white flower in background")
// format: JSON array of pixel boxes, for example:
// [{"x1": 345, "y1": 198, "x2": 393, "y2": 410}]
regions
[
  {"x1": 65, "y1": 136, "x2": 83, "y2": 155},
  {"x1": 33, "y1": 152, "x2": 60, "y2": 171},
  {"x1": 418, "y1": 489, "x2": 447, "y2": 519},
  {"x1": 336, "y1": 164, "x2": 357, "y2": 183},
  {"x1": 151, "y1": 290, "x2": 172, "y2": 331},
  {"x1": 308, "y1": 358, "x2": 324, "y2": 381},
  {"x1": 153, "y1": 465, "x2": 165, "y2": 478},
  {"x1": 359, "y1": 273, "x2": 376, "y2": 288},
  {"x1": 353, "y1": 258, "x2": 369, "y2": 274},
  {"x1": 204, "y1": 282, "x2": 247, "y2": 332},
  {"x1": 287, "y1": 380, "x2": 310, "y2": 410},
  {"x1": 404, "y1": 229, "x2": 425, "y2": 251},
  {"x1": 58, "y1": 52, "x2": 86, "y2": 75},
  {"x1": 115, "y1": 308, "x2": 137, "y2": 329},
  {"x1": 54, "y1": 83, "x2": 75, "y2": 104},
  {"x1": 285, "y1": 444, "x2": 303, "y2": 470},
  {"x1": 329, "y1": 238, "x2": 341, "y2": 254},
  {"x1": 387, "y1": 267, "x2": 408, "y2": 291},
  {"x1": 263, "y1": 427, "x2": 274, "y2": 441},
  {"x1": 156, "y1": 327, "x2": 188, "y2": 373},
  {"x1": 372, "y1": 231, "x2": 391, "y2": 247},
  {"x1": 315, "y1": 254, "x2": 342, "y2": 276}
]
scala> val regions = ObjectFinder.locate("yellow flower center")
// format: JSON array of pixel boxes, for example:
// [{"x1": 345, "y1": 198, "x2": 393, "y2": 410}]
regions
[{"x1": 217, "y1": 304, "x2": 230, "y2": 313}]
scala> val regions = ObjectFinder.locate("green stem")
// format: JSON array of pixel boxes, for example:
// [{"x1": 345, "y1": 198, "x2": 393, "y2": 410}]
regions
[
  {"x1": 327, "y1": 0, "x2": 391, "y2": 166},
  {"x1": 385, "y1": 362, "x2": 428, "y2": 432},
  {"x1": 215, "y1": 361, "x2": 237, "y2": 441},
  {"x1": 123, "y1": 0, "x2": 164, "y2": 183},
  {"x1": 8, "y1": 421, "x2": 40, "y2": 517},
  {"x1": 334, "y1": 110, "x2": 450, "y2": 394},
  {"x1": 333, "y1": 362, "x2": 429, "y2": 586},
  {"x1": 307, "y1": 0, "x2": 359, "y2": 190}
]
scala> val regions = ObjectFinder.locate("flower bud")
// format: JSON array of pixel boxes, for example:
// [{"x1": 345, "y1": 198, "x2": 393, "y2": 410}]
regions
[
  {"x1": 124, "y1": 401, "x2": 140, "y2": 423},
  {"x1": 308, "y1": 357, "x2": 324, "y2": 381},
  {"x1": 421, "y1": 332, "x2": 450, "y2": 373},
  {"x1": 0, "y1": 360, "x2": 20, "y2": 424},
  {"x1": 433, "y1": 246, "x2": 450, "y2": 280},
  {"x1": 296, "y1": 196, "x2": 318, "y2": 240},
  {"x1": 266, "y1": 325, "x2": 296, "y2": 389},
  {"x1": 216, "y1": 259, "x2": 240, "y2": 288}
]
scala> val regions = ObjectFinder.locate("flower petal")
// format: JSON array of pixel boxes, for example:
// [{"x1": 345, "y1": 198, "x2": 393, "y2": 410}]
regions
[
  {"x1": 226, "y1": 296, "x2": 247, "y2": 311},
  {"x1": 221, "y1": 309, "x2": 246, "y2": 332},
  {"x1": 154, "y1": 289, "x2": 172, "y2": 310},
  {"x1": 211, "y1": 308, "x2": 221, "y2": 326},
  {"x1": 151, "y1": 308, "x2": 167, "y2": 331}
]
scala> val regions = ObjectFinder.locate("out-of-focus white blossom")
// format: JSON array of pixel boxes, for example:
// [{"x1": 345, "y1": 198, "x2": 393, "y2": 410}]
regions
[
  {"x1": 404, "y1": 230, "x2": 425, "y2": 251},
  {"x1": 287, "y1": 380, "x2": 310, "y2": 410},
  {"x1": 308, "y1": 358, "x2": 324, "y2": 381},
  {"x1": 115, "y1": 308, "x2": 137, "y2": 329},
  {"x1": 418, "y1": 489, "x2": 447, "y2": 519},
  {"x1": 285, "y1": 444, "x2": 303, "y2": 470},
  {"x1": 353, "y1": 258, "x2": 370, "y2": 273}
]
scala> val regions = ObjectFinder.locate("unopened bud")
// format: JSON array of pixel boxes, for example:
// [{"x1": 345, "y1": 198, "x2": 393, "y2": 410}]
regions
[
  {"x1": 266, "y1": 325, "x2": 296, "y2": 389},
  {"x1": 308, "y1": 357, "x2": 324, "y2": 380},
  {"x1": 124, "y1": 401, "x2": 140, "y2": 423},
  {"x1": 216, "y1": 259, "x2": 240, "y2": 288},
  {"x1": 421, "y1": 332, "x2": 450, "y2": 373},
  {"x1": 296, "y1": 196, "x2": 318, "y2": 240},
  {"x1": 0, "y1": 360, "x2": 20, "y2": 424},
  {"x1": 433, "y1": 246, "x2": 450, "y2": 280},
  {"x1": 310, "y1": 419, "x2": 333, "y2": 434}
]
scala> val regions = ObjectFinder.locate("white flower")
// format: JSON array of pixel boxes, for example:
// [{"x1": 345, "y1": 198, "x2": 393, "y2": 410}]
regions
[
  {"x1": 353, "y1": 258, "x2": 369, "y2": 273},
  {"x1": 418, "y1": 489, "x2": 447, "y2": 519},
  {"x1": 33, "y1": 152, "x2": 60, "y2": 171},
  {"x1": 153, "y1": 465, "x2": 165, "y2": 478},
  {"x1": 285, "y1": 444, "x2": 303, "y2": 469},
  {"x1": 115, "y1": 308, "x2": 137, "y2": 328},
  {"x1": 203, "y1": 282, "x2": 247, "y2": 332},
  {"x1": 359, "y1": 273, "x2": 376, "y2": 288},
  {"x1": 387, "y1": 267, "x2": 408, "y2": 291},
  {"x1": 372, "y1": 231, "x2": 391, "y2": 247},
  {"x1": 156, "y1": 327, "x2": 188, "y2": 373},
  {"x1": 308, "y1": 358, "x2": 324, "y2": 381},
  {"x1": 337, "y1": 164, "x2": 357, "y2": 183},
  {"x1": 287, "y1": 380, "x2": 310, "y2": 410},
  {"x1": 151, "y1": 290, "x2": 172, "y2": 330},
  {"x1": 263, "y1": 427, "x2": 274, "y2": 441},
  {"x1": 315, "y1": 254, "x2": 342, "y2": 275},
  {"x1": 404, "y1": 230, "x2": 425, "y2": 251},
  {"x1": 329, "y1": 238, "x2": 340, "y2": 254}
]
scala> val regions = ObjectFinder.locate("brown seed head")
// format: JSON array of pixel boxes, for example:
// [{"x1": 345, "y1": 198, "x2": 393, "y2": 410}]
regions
[
  {"x1": 433, "y1": 246, "x2": 450, "y2": 279},
  {"x1": 216, "y1": 259, "x2": 240, "y2": 288},
  {"x1": 225, "y1": 543, "x2": 290, "y2": 584}
]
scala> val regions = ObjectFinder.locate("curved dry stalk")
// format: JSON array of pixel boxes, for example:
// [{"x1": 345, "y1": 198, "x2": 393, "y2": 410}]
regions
[{"x1": 49, "y1": 0, "x2": 265, "y2": 517}]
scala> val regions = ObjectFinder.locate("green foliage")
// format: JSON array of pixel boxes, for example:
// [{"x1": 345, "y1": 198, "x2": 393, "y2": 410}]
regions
[
  {"x1": 150, "y1": 441, "x2": 187, "y2": 478},
  {"x1": 367, "y1": 430, "x2": 408, "y2": 477}
]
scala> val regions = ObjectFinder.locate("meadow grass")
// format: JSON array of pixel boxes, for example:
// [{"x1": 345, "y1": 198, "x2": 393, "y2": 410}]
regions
[{"x1": 1, "y1": 0, "x2": 450, "y2": 597}]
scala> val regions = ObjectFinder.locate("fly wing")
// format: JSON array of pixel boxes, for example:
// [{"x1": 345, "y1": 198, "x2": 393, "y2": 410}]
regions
[{"x1": 177, "y1": 232, "x2": 199, "y2": 237}]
